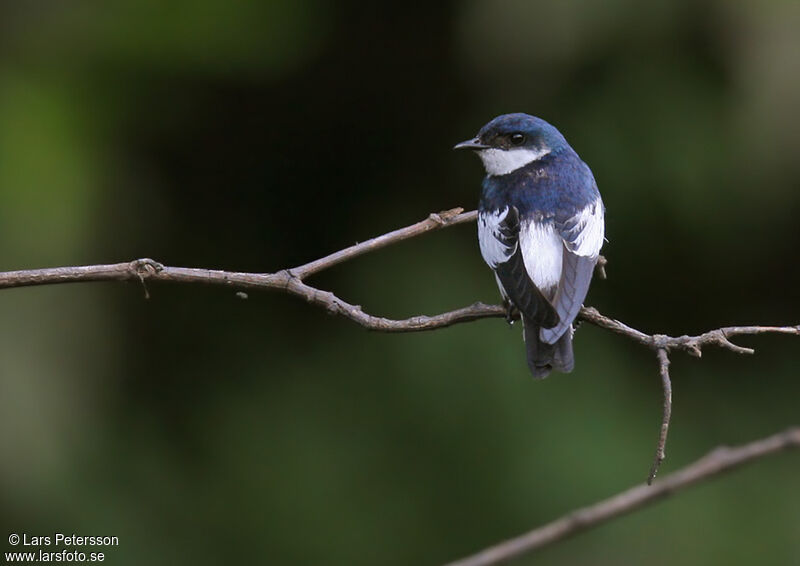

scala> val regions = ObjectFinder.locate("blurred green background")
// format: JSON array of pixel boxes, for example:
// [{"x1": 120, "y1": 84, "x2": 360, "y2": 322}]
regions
[{"x1": 1, "y1": 1, "x2": 798, "y2": 564}]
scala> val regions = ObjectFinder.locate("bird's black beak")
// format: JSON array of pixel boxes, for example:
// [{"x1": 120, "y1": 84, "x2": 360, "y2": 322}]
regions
[{"x1": 453, "y1": 137, "x2": 489, "y2": 150}]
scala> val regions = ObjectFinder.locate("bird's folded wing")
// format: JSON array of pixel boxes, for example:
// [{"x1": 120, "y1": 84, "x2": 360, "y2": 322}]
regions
[
  {"x1": 479, "y1": 206, "x2": 558, "y2": 328},
  {"x1": 540, "y1": 197, "x2": 605, "y2": 344}
]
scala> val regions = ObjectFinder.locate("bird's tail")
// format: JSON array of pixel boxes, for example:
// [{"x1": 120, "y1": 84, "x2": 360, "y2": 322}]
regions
[{"x1": 523, "y1": 316, "x2": 574, "y2": 379}]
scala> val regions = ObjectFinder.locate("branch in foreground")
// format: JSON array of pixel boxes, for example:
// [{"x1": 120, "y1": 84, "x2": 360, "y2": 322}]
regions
[{"x1": 443, "y1": 427, "x2": 800, "y2": 566}]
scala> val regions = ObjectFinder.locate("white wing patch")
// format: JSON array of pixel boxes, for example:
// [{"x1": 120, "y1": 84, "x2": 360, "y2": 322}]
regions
[
  {"x1": 519, "y1": 220, "x2": 563, "y2": 291},
  {"x1": 478, "y1": 207, "x2": 515, "y2": 268},
  {"x1": 562, "y1": 197, "x2": 605, "y2": 258},
  {"x1": 537, "y1": 196, "x2": 605, "y2": 345},
  {"x1": 478, "y1": 147, "x2": 550, "y2": 176},
  {"x1": 480, "y1": 198, "x2": 603, "y2": 308}
]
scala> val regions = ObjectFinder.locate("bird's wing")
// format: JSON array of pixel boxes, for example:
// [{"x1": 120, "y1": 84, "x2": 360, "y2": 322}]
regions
[
  {"x1": 539, "y1": 197, "x2": 605, "y2": 344},
  {"x1": 479, "y1": 206, "x2": 559, "y2": 328}
]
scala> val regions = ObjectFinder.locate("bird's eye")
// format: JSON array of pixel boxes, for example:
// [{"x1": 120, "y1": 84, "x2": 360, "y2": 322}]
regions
[{"x1": 510, "y1": 133, "x2": 525, "y2": 146}]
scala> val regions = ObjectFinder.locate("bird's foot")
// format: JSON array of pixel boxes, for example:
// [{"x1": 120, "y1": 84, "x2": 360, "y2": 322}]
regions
[{"x1": 503, "y1": 299, "x2": 519, "y2": 326}]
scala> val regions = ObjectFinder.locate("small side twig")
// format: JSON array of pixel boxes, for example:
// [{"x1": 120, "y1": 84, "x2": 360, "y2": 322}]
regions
[
  {"x1": 648, "y1": 347, "x2": 672, "y2": 484},
  {"x1": 595, "y1": 254, "x2": 607, "y2": 280},
  {"x1": 290, "y1": 207, "x2": 475, "y2": 279}
]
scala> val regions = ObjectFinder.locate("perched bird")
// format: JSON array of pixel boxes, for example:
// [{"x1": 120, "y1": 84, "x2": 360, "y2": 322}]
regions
[{"x1": 455, "y1": 113, "x2": 605, "y2": 378}]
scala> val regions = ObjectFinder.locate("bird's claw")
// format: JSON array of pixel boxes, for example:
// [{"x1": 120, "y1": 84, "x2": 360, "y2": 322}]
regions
[{"x1": 503, "y1": 299, "x2": 518, "y2": 326}]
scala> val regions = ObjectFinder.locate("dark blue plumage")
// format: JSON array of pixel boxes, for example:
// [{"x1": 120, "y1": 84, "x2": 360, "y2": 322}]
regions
[{"x1": 455, "y1": 113, "x2": 605, "y2": 378}]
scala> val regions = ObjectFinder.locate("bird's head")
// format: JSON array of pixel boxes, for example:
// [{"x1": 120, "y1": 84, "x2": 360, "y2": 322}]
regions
[{"x1": 454, "y1": 113, "x2": 568, "y2": 176}]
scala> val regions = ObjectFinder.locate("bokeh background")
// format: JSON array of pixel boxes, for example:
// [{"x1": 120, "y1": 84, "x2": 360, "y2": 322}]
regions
[{"x1": 1, "y1": 1, "x2": 799, "y2": 564}]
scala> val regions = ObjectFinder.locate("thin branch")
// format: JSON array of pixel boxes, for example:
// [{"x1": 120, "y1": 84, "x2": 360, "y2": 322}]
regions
[
  {"x1": 0, "y1": 258, "x2": 510, "y2": 332},
  {"x1": 578, "y1": 307, "x2": 800, "y2": 356},
  {"x1": 291, "y1": 207, "x2": 477, "y2": 279},
  {"x1": 2, "y1": 258, "x2": 795, "y2": 343},
  {"x1": 0, "y1": 210, "x2": 797, "y2": 475},
  {"x1": 0, "y1": 259, "x2": 284, "y2": 291},
  {"x1": 1, "y1": 207, "x2": 798, "y2": 565},
  {"x1": 648, "y1": 348, "x2": 672, "y2": 484},
  {"x1": 442, "y1": 427, "x2": 800, "y2": 566}
]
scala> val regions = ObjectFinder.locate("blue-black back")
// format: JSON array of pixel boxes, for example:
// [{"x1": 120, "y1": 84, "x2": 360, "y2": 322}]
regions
[{"x1": 480, "y1": 148, "x2": 599, "y2": 223}]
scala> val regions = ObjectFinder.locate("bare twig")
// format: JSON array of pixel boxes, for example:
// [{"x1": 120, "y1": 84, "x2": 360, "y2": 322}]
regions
[
  {"x1": 0, "y1": 258, "x2": 509, "y2": 332},
  {"x1": 442, "y1": 427, "x2": 800, "y2": 566},
  {"x1": 291, "y1": 207, "x2": 476, "y2": 279},
  {"x1": 648, "y1": 348, "x2": 672, "y2": 484},
  {"x1": 595, "y1": 254, "x2": 607, "y2": 280},
  {"x1": 578, "y1": 307, "x2": 799, "y2": 356},
  {"x1": 2, "y1": 258, "x2": 795, "y2": 342}
]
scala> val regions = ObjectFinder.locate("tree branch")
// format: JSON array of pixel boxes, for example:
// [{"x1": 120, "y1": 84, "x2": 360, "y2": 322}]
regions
[
  {"x1": 2, "y1": 258, "x2": 795, "y2": 342},
  {"x1": 442, "y1": 427, "x2": 800, "y2": 566},
  {"x1": 1, "y1": 207, "x2": 797, "y2": 565},
  {"x1": 576, "y1": 307, "x2": 800, "y2": 355}
]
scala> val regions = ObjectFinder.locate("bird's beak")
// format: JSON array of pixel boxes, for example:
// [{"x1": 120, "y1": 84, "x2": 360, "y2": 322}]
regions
[{"x1": 453, "y1": 137, "x2": 489, "y2": 150}]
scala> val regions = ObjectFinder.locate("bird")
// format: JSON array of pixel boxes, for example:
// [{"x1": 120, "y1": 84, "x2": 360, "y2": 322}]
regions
[{"x1": 454, "y1": 113, "x2": 605, "y2": 378}]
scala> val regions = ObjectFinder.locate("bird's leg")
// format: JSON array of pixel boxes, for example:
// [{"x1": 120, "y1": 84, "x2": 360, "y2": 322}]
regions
[{"x1": 503, "y1": 299, "x2": 519, "y2": 326}]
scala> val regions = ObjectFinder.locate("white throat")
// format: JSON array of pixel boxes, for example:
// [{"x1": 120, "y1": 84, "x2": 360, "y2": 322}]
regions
[{"x1": 478, "y1": 147, "x2": 550, "y2": 176}]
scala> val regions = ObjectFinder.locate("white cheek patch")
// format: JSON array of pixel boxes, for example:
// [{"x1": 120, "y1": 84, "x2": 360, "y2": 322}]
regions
[
  {"x1": 478, "y1": 147, "x2": 550, "y2": 176},
  {"x1": 519, "y1": 220, "x2": 563, "y2": 291}
]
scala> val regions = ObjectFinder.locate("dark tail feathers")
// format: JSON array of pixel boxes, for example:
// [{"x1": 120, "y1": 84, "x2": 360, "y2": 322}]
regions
[{"x1": 523, "y1": 316, "x2": 574, "y2": 379}]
